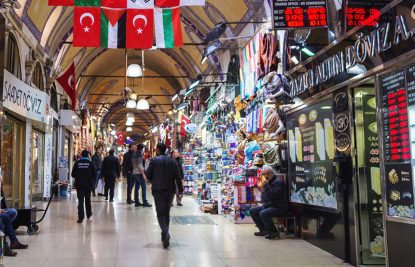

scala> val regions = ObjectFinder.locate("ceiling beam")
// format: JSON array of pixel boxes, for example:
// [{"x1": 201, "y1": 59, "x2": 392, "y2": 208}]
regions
[{"x1": 82, "y1": 75, "x2": 188, "y2": 79}]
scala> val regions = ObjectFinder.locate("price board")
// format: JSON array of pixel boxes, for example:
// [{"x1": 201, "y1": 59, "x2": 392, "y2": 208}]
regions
[
  {"x1": 346, "y1": 0, "x2": 390, "y2": 28},
  {"x1": 271, "y1": 0, "x2": 328, "y2": 29}
]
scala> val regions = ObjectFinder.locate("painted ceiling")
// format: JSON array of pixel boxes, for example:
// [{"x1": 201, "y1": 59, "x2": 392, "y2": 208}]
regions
[{"x1": 14, "y1": 0, "x2": 264, "y2": 134}]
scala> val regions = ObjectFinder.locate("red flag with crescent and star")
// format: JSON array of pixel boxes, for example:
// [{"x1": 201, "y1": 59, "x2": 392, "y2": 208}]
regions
[
  {"x1": 48, "y1": 0, "x2": 74, "y2": 5},
  {"x1": 57, "y1": 63, "x2": 77, "y2": 110},
  {"x1": 73, "y1": 7, "x2": 101, "y2": 47},
  {"x1": 126, "y1": 9, "x2": 154, "y2": 49}
]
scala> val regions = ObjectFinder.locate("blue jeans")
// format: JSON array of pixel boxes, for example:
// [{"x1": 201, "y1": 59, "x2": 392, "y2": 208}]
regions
[
  {"x1": 0, "y1": 208, "x2": 18, "y2": 243},
  {"x1": 249, "y1": 206, "x2": 286, "y2": 234},
  {"x1": 133, "y1": 174, "x2": 147, "y2": 204}
]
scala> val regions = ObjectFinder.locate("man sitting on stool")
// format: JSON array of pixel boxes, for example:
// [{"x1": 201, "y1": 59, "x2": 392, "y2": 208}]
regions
[{"x1": 250, "y1": 165, "x2": 288, "y2": 240}]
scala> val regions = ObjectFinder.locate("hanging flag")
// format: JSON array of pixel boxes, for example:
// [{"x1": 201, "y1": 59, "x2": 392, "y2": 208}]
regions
[
  {"x1": 155, "y1": 0, "x2": 179, "y2": 7},
  {"x1": 101, "y1": 0, "x2": 126, "y2": 8},
  {"x1": 57, "y1": 63, "x2": 77, "y2": 110},
  {"x1": 180, "y1": 113, "x2": 190, "y2": 137},
  {"x1": 126, "y1": 9, "x2": 154, "y2": 49},
  {"x1": 74, "y1": 0, "x2": 100, "y2": 6},
  {"x1": 155, "y1": 0, "x2": 205, "y2": 7},
  {"x1": 101, "y1": 8, "x2": 127, "y2": 48},
  {"x1": 127, "y1": 0, "x2": 155, "y2": 9},
  {"x1": 117, "y1": 132, "x2": 125, "y2": 146},
  {"x1": 73, "y1": 7, "x2": 101, "y2": 47},
  {"x1": 155, "y1": 7, "x2": 183, "y2": 48},
  {"x1": 180, "y1": 0, "x2": 205, "y2": 6},
  {"x1": 48, "y1": 0, "x2": 74, "y2": 6}
]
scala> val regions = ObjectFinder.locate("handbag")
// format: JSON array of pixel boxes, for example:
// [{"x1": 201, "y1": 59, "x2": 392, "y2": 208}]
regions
[{"x1": 263, "y1": 144, "x2": 281, "y2": 167}]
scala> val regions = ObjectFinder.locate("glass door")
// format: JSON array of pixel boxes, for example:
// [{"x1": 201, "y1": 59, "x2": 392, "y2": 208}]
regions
[
  {"x1": 31, "y1": 130, "x2": 44, "y2": 202},
  {"x1": 353, "y1": 82, "x2": 385, "y2": 265}
]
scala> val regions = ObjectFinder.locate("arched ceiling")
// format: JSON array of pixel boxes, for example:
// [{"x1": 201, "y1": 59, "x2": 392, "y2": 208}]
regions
[{"x1": 14, "y1": 0, "x2": 264, "y2": 134}]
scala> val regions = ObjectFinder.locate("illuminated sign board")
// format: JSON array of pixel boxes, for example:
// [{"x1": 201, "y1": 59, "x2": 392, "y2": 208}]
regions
[
  {"x1": 347, "y1": 0, "x2": 390, "y2": 28},
  {"x1": 272, "y1": 0, "x2": 328, "y2": 29}
]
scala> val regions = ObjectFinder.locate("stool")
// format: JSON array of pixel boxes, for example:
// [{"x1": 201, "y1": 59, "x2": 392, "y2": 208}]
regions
[{"x1": 272, "y1": 212, "x2": 299, "y2": 237}]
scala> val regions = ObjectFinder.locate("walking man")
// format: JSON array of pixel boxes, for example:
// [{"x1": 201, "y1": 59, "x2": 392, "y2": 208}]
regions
[
  {"x1": 146, "y1": 143, "x2": 181, "y2": 249},
  {"x1": 71, "y1": 150, "x2": 96, "y2": 223},
  {"x1": 171, "y1": 149, "x2": 184, "y2": 206},
  {"x1": 102, "y1": 149, "x2": 121, "y2": 203},
  {"x1": 132, "y1": 144, "x2": 152, "y2": 207},
  {"x1": 123, "y1": 144, "x2": 136, "y2": 204},
  {"x1": 92, "y1": 146, "x2": 103, "y2": 196}
]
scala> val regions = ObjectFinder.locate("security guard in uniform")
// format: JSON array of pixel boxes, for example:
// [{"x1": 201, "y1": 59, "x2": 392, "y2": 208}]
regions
[{"x1": 71, "y1": 150, "x2": 96, "y2": 223}]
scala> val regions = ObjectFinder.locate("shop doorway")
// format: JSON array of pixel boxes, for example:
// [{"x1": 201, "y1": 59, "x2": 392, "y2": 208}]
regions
[
  {"x1": 352, "y1": 81, "x2": 385, "y2": 265},
  {"x1": 31, "y1": 130, "x2": 44, "y2": 202},
  {"x1": 1, "y1": 117, "x2": 25, "y2": 208}
]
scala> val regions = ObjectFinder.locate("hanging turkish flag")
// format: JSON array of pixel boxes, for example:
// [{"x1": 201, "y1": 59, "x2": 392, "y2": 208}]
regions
[
  {"x1": 48, "y1": 0, "x2": 74, "y2": 6},
  {"x1": 101, "y1": 0, "x2": 127, "y2": 8},
  {"x1": 180, "y1": 113, "x2": 190, "y2": 137},
  {"x1": 56, "y1": 63, "x2": 77, "y2": 110},
  {"x1": 73, "y1": 7, "x2": 101, "y2": 47},
  {"x1": 117, "y1": 132, "x2": 125, "y2": 146},
  {"x1": 126, "y1": 9, "x2": 154, "y2": 49}
]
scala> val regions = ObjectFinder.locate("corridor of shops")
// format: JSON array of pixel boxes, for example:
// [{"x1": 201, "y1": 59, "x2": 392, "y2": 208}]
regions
[
  {"x1": 1, "y1": 1, "x2": 415, "y2": 267},
  {"x1": 5, "y1": 182, "x2": 349, "y2": 267}
]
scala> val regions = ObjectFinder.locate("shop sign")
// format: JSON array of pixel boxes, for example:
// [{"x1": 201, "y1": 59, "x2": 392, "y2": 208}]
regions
[
  {"x1": 43, "y1": 134, "x2": 53, "y2": 198},
  {"x1": 2, "y1": 70, "x2": 50, "y2": 123},
  {"x1": 290, "y1": 15, "x2": 415, "y2": 98},
  {"x1": 185, "y1": 123, "x2": 198, "y2": 134}
]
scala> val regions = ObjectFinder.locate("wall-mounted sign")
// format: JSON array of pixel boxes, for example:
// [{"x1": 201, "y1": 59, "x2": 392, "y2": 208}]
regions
[
  {"x1": 271, "y1": 0, "x2": 328, "y2": 29},
  {"x1": 347, "y1": 0, "x2": 390, "y2": 28},
  {"x1": 2, "y1": 70, "x2": 50, "y2": 123},
  {"x1": 185, "y1": 123, "x2": 198, "y2": 134}
]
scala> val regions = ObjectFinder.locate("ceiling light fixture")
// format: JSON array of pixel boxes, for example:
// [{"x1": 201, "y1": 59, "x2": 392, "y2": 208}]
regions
[
  {"x1": 151, "y1": 127, "x2": 158, "y2": 133},
  {"x1": 127, "y1": 64, "x2": 143, "y2": 78},
  {"x1": 301, "y1": 47, "x2": 315, "y2": 57},
  {"x1": 168, "y1": 110, "x2": 173, "y2": 115},
  {"x1": 201, "y1": 40, "x2": 222, "y2": 65},
  {"x1": 176, "y1": 102, "x2": 188, "y2": 111},
  {"x1": 126, "y1": 121, "x2": 133, "y2": 126},
  {"x1": 136, "y1": 98, "x2": 150, "y2": 110},
  {"x1": 172, "y1": 94, "x2": 179, "y2": 102},
  {"x1": 126, "y1": 127, "x2": 133, "y2": 132},
  {"x1": 126, "y1": 99, "x2": 137, "y2": 109}
]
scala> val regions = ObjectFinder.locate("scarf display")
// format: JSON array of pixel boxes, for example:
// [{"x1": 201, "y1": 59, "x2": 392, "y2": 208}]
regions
[{"x1": 263, "y1": 107, "x2": 281, "y2": 134}]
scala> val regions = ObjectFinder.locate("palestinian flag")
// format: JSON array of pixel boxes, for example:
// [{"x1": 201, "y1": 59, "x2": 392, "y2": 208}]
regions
[
  {"x1": 100, "y1": 8, "x2": 127, "y2": 48},
  {"x1": 155, "y1": 7, "x2": 183, "y2": 48}
]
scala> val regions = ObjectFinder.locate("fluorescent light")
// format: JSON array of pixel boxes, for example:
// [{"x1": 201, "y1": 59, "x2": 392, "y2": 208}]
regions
[
  {"x1": 321, "y1": 106, "x2": 332, "y2": 110},
  {"x1": 189, "y1": 80, "x2": 200, "y2": 91},
  {"x1": 291, "y1": 56, "x2": 299, "y2": 65},
  {"x1": 126, "y1": 127, "x2": 133, "y2": 132},
  {"x1": 126, "y1": 99, "x2": 137, "y2": 109},
  {"x1": 201, "y1": 40, "x2": 221, "y2": 65},
  {"x1": 127, "y1": 64, "x2": 142, "y2": 78},
  {"x1": 136, "y1": 99, "x2": 150, "y2": 110},
  {"x1": 301, "y1": 47, "x2": 315, "y2": 57},
  {"x1": 172, "y1": 94, "x2": 179, "y2": 102},
  {"x1": 177, "y1": 103, "x2": 188, "y2": 111}
]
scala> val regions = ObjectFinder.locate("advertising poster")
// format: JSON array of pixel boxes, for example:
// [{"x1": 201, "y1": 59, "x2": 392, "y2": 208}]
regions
[{"x1": 288, "y1": 98, "x2": 337, "y2": 209}]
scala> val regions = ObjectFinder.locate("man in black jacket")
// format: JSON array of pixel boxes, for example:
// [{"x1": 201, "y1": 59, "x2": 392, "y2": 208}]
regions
[
  {"x1": 146, "y1": 143, "x2": 181, "y2": 249},
  {"x1": 249, "y1": 165, "x2": 288, "y2": 239},
  {"x1": 123, "y1": 144, "x2": 136, "y2": 204},
  {"x1": 102, "y1": 149, "x2": 121, "y2": 202},
  {"x1": 91, "y1": 147, "x2": 103, "y2": 196},
  {"x1": 71, "y1": 150, "x2": 97, "y2": 223}
]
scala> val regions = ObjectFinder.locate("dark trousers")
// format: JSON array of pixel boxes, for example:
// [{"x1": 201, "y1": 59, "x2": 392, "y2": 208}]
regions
[
  {"x1": 153, "y1": 190, "x2": 174, "y2": 236},
  {"x1": 105, "y1": 177, "x2": 116, "y2": 200},
  {"x1": 126, "y1": 173, "x2": 134, "y2": 202},
  {"x1": 250, "y1": 206, "x2": 286, "y2": 234},
  {"x1": 92, "y1": 170, "x2": 101, "y2": 195},
  {"x1": 133, "y1": 174, "x2": 147, "y2": 204},
  {"x1": 77, "y1": 188, "x2": 92, "y2": 220},
  {"x1": 0, "y1": 208, "x2": 18, "y2": 243}
]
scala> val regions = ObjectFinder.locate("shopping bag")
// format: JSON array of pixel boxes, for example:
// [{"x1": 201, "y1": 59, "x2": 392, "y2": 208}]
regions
[{"x1": 96, "y1": 179, "x2": 105, "y2": 195}]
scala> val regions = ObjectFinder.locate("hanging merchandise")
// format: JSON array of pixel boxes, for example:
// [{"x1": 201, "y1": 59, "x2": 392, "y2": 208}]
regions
[
  {"x1": 227, "y1": 54, "x2": 240, "y2": 85},
  {"x1": 264, "y1": 107, "x2": 286, "y2": 138},
  {"x1": 257, "y1": 31, "x2": 278, "y2": 79},
  {"x1": 263, "y1": 143, "x2": 281, "y2": 167},
  {"x1": 262, "y1": 71, "x2": 291, "y2": 102}
]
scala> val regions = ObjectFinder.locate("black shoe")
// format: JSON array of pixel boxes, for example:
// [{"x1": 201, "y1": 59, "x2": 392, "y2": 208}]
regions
[
  {"x1": 143, "y1": 202, "x2": 152, "y2": 207},
  {"x1": 265, "y1": 232, "x2": 280, "y2": 240},
  {"x1": 127, "y1": 201, "x2": 133, "y2": 204},
  {"x1": 92, "y1": 193, "x2": 96, "y2": 196},
  {"x1": 10, "y1": 241, "x2": 29, "y2": 249},
  {"x1": 171, "y1": 204, "x2": 174, "y2": 207},
  {"x1": 77, "y1": 219, "x2": 83, "y2": 224},
  {"x1": 162, "y1": 233, "x2": 170, "y2": 249},
  {"x1": 177, "y1": 203, "x2": 183, "y2": 206},
  {"x1": 98, "y1": 193, "x2": 105, "y2": 197},
  {"x1": 109, "y1": 199, "x2": 114, "y2": 203},
  {"x1": 105, "y1": 197, "x2": 108, "y2": 201},
  {"x1": 254, "y1": 231, "x2": 267, "y2": 237},
  {"x1": 4, "y1": 248, "x2": 17, "y2": 256},
  {"x1": 87, "y1": 214, "x2": 93, "y2": 219}
]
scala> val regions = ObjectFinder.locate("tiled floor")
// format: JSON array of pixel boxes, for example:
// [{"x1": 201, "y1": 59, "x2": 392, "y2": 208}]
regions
[{"x1": 5, "y1": 182, "x2": 352, "y2": 267}]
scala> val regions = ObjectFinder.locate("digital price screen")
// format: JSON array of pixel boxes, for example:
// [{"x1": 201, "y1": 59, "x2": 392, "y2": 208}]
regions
[
  {"x1": 347, "y1": 0, "x2": 390, "y2": 28},
  {"x1": 272, "y1": 0, "x2": 328, "y2": 29}
]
